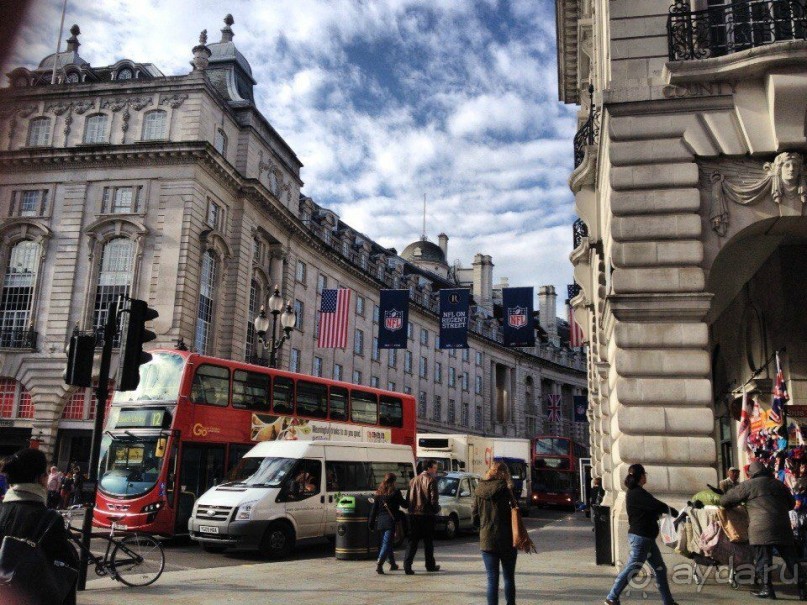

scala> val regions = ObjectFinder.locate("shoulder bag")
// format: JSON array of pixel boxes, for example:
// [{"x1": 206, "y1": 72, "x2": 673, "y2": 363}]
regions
[
  {"x1": 509, "y1": 489, "x2": 536, "y2": 554},
  {"x1": 382, "y1": 499, "x2": 405, "y2": 542}
]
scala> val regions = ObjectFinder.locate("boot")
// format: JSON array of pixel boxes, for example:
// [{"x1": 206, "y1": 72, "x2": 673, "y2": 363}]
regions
[
  {"x1": 376, "y1": 561, "x2": 384, "y2": 575},
  {"x1": 751, "y1": 585, "x2": 776, "y2": 599},
  {"x1": 389, "y1": 558, "x2": 399, "y2": 571}
]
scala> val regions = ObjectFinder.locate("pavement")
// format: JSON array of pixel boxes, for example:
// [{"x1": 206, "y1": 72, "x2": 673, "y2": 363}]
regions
[{"x1": 77, "y1": 513, "x2": 801, "y2": 604}]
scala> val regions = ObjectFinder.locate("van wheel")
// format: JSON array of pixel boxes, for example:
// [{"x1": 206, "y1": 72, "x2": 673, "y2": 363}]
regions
[
  {"x1": 444, "y1": 514, "x2": 459, "y2": 539},
  {"x1": 259, "y1": 523, "x2": 295, "y2": 559},
  {"x1": 202, "y1": 545, "x2": 226, "y2": 554}
]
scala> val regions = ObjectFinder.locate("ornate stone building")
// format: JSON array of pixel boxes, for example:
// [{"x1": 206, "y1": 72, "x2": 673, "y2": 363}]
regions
[
  {"x1": 0, "y1": 16, "x2": 586, "y2": 466},
  {"x1": 557, "y1": 0, "x2": 807, "y2": 561}
]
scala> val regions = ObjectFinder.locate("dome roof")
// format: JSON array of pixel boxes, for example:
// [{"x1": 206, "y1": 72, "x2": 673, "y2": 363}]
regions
[
  {"x1": 401, "y1": 239, "x2": 447, "y2": 265},
  {"x1": 208, "y1": 40, "x2": 253, "y2": 77}
]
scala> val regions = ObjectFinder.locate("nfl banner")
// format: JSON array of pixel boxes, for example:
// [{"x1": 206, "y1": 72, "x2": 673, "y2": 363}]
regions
[
  {"x1": 502, "y1": 287, "x2": 534, "y2": 347},
  {"x1": 573, "y1": 395, "x2": 588, "y2": 423},
  {"x1": 377, "y1": 289, "x2": 409, "y2": 349},
  {"x1": 439, "y1": 288, "x2": 470, "y2": 349}
]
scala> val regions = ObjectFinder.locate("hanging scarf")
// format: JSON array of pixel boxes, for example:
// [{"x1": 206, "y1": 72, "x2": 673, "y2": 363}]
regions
[{"x1": 3, "y1": 482, "x2": 48, "y2": 505}]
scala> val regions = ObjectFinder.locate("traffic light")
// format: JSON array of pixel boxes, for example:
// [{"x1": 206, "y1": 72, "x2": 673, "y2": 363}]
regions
[
  {"x1": 117, "y1": 297, "x2": 159, "y2": 391},
  {"x1": 65, "y1": 331, "x2": 95, "y2": 387}
]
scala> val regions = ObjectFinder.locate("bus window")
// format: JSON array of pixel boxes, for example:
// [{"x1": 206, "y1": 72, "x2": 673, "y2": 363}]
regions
[
  {"x1": 296, "y1": 380, "x2": 328, "y2": 418},
  {"x1": 330, "y1": 386, "x2": 348, "y2": 421},
  {"x1": 232, "y1": 370, "x2": 270, "y2": 411},
  {"x1": 350, "y1": 390, "x2": 378, "y2": 424},
  {"x1": 191, "y1": 365, "x2": 230, "y2": 406},
  {"x1": 379, "y1": 395, "x2": 403, "y2": 428},
  {"x1": 534, "y1": 437, "x2": 570, "y2": 456},
  {"x1": 272, "y1": 376, "x2": 294, "y2": 414}
]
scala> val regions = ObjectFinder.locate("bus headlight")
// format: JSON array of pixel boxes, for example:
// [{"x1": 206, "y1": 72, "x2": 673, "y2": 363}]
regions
[
  {"x1": 235, "y1": 500, "x2": 259, "y2": 520},
  {"x1": 141, "y1": 502, "x2": 163, "y2": 513}
]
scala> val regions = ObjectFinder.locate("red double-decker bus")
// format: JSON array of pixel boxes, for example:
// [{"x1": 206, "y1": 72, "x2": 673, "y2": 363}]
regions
[
  {"x1": 530, "y1": 435, "x2": 588, "y2": 509},
  {"x1": 94, "y1": 349, "x2": 416, "y2": 537}
]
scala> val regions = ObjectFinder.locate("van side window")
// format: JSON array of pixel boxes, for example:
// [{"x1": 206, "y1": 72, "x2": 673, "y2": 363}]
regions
[
  {"x1": 296, "y1": 380, "x2": 328, "y2": 418},
  {"x1": 329, "y1": 386, "x2": 348, "y2": 421},
  {"x1": 232, "y1": 370, "x2": 270, "y2": 410},
  {"x1": 325, "y1": 461, "x2": 373, "y2": 492},
  {"x1": 379, "y1": 395, "x2": 403, "y2": 428},
  {"x1": 272, "y1": 376, "x2": 294, "y2": 414},
  {"x1": 369, "y1": 461, "x2": 413, "y2": 491},
  {"x1": 350, "y1": 390, "x2": 378, "y2": 424},
  {"x1": 191, "y1": 364, "x2": 230, "y2": 406},
  {"x1": 288, "y1": 459, "x2": 321, "y2": 500}
]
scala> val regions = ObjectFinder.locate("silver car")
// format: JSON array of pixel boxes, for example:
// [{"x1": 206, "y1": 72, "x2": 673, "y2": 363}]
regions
[{"x1": 434, "y1": 472, "x2": 480, "y2": 539}]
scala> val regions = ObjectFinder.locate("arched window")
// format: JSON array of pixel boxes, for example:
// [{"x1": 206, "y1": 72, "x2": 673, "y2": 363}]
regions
[
  {"x1": 0, "y1": 241, "x2": 41, "y2": 347},
  {"x1": 93, "y1": 238, "x2": 134, "y2": 335},
  {"x1": 117, "y1": 68, "x2": 133, "y2": 80},
  {"x1": 194, "y1": 250, "x2": 217, "y2": 354},
  {"x1": 142, "y1": 110, "x2": 167, "y2": 141},
  {"x1": 27, "y1": 117, "x2": 51, "y2": 147},
  {"x1": 246, "y1": 279, "x2": 260, "y2": 360},
  {"x1": 214, "y1": 129, "x2": 227, "y2": 155},
  {"x1": 84, "y1": 114, "x2": 108, "y2": 144}
]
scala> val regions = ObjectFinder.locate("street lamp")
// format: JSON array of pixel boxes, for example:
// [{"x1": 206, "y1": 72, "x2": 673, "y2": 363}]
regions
[{"x1": 254, "y1": 285, "x2": 297, "y2": 368}]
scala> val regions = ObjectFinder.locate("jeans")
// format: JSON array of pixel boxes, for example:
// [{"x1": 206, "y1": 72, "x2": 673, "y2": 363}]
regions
[
  {"x1": 754, "y1": 544, "x2": 804, "y2": 592},
  {"x1": 377, "y1": 529, "x2": 396, "y2": 565},
  {"x1": 404, "y1": 515, "x2": 436, "y2": 570},
  {"x1": 607, "y1": 533, "x2": 675, "y2": 605},
  {"x1": 481, "y1": 549, "x2": 517, "y2": 605}
]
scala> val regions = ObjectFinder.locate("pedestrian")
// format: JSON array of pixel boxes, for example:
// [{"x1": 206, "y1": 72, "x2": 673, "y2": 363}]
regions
[
  {"x1": 59, "y1": 471, "x2": 74, "y2": 509},
  {"x1": 46, "y1": 465, "x2": 63, "y2": 509},
  {"x1": 404, "y1": 458, "x2": 440, "y2": 575},
  {"x1": 0, "y1": 448, "x2": 79, "y2": 605},
  {"x1": 720, "y1": 460, "x2": 807, "y2": 600},
  {"x1": 70, "y1": 465, "x2": 84, "y2": 506},
  {"x1": 604, "y1": 463, "x2": 679, "y2": 605},
  {"x1": 472, "y1": 461, "x2": 518, "y2": 605},
  {"x1": 591, "y1": 477, "x2": 605, "y2": 507},
  {"x1": 0, "y1": 471, "x2": 7, "y2": 502},
  {"x1": 718, "y1": 467, "x2": 741, "y2": 494},
  {"x1": 368, "y1": 472, "x2": 409, "y2": 574}
]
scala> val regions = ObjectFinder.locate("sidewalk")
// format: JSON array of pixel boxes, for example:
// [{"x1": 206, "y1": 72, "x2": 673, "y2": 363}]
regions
[{"x1": 77, "y1": 514, "x2": 793, "y2": 604}]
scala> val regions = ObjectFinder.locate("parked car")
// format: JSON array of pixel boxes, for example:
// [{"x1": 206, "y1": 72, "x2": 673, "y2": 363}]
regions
[{"x1": 434, "y1": 471, "x2": 480, "y2": 539}]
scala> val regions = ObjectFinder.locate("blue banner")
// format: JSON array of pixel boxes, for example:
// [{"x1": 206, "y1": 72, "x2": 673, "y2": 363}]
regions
[
  {"x1": 377, "y1": 289, "x2": 409, "y2": 349},
  {"x1": 574, "y1": 395, "x2": 588, "y2": 423},
  {"x1": 502, "y1": 287, "x2": 534, "y2": 347},
  {"x1": 439, "y1": 289, "x2": 469, "y2": 349}
]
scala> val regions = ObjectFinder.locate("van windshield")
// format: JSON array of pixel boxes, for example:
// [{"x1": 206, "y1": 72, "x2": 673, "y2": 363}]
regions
[{"x1": 225, "y1": 456, "x2": 295, "y2": 487}]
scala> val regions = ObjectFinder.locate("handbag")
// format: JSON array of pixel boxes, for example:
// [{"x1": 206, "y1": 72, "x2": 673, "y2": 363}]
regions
[
  {"x1": 509, "y1": 489, "x2": 536, "y2": 554},
  {"x1": 0, "y1": 510, "x2": 78, "y2": 605},
  {"x1": 381, "y1": 500, "x2": 405, "y2": 542}
]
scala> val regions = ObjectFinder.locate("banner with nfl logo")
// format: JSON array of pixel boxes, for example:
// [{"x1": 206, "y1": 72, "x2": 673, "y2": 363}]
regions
[
  {"x1": 377, "y1": 289, "x2": 409, "y2": 349},
  {"x1": 502, "y1": 287, "x2": 534, "y2": 347},
  {"x1": 439, "y1": 288, "x2": 470, "y2": 349}
]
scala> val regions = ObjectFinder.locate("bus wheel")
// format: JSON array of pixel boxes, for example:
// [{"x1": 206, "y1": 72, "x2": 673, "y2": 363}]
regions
[
  {"x1": 202, "y1": 545, "x2": 226, "y2": 554},
  {"x1": 443, "y1": 514, "x2": 459, "y2": 540},
  {"x1": 260, "y1": 523, "x2": 295, "y2": 559}
]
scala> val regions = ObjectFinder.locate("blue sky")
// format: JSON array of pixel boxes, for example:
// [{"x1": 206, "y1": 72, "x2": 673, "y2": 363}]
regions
[{"x1": 6, "y1": 0, "x2": 579, "y2": 299}]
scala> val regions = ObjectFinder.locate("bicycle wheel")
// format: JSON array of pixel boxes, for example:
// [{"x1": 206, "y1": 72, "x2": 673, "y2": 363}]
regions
[{"x1": 111, "y1": 534, "x2": 165, "y2": 587}]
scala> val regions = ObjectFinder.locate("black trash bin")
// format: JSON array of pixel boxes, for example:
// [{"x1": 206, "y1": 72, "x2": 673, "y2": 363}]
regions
[
  {"x1": 592, "y1": 505, "x2": 613, "y2": 565},
  {"x1": 335, "y1": 494, "x2": 379, "y2": 560}
]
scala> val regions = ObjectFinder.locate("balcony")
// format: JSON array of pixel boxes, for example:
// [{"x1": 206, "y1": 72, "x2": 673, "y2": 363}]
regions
[
  {"x1": 572, "y1": 87, "x2": 599, "y2": 169},
  {"x1": 572, "y1": 218, "x2": 589, "y2": 250},
  {"x1": 668, "y1": 0, "x2": 807, "y2": 61},
  {"x1": 0, "y1": 328, "x2": 37, "y2": 349}
]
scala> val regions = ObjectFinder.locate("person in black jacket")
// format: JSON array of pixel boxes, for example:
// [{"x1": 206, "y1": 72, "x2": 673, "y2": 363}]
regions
[
  {"x1": 0, "y1": 448, "x2": 79, "y2": 605},
  {"x1": 605, "y1": 464, "x2": 679, "y2": 605},
  {"x1": 368, "y1": 472, "x2": 409, "y2": 574}
]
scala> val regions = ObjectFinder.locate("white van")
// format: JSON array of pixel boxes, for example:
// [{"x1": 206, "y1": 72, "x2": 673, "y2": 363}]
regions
[{"x1": 188, "y1": 440, "x2": 415, "y2": 558}]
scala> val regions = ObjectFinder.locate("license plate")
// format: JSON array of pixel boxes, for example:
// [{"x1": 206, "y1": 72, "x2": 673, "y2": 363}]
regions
[
  {"x1": 199, "y1": 525, "x2": 219, "y2": 534},
  {"x1": 112, "y1": 522, "x2": 127, "y2": 531}
]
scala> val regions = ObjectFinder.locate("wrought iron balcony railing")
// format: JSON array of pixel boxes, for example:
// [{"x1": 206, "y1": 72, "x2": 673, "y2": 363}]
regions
[
  {"x1": 573, "y1": 85, "x2": 599, "y2": 169},
  {"x1": 0, "y1": 328, "x2": 37, "y2": 349},
  {"x1": 668, "y1": 0, "x2": 807, "y2": 61},
  {"x1": 573, "y1": 218, "x2": 589, "y2": 249}
]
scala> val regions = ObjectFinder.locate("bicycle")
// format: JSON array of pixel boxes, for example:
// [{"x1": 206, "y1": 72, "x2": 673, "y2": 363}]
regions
[{"x1": 63, "y1": 512, "x2": 165, "y2": 587}]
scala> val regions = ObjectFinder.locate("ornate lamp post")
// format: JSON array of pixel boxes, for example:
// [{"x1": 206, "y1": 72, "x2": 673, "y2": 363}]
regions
[{"x1": 254, "y1": 285, "x2": 297, "y2": 368}]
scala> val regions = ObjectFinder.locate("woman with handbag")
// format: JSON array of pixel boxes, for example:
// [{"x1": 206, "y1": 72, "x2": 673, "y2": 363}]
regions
[
  {"x1": 472, "y1": 461, "x2": 518, "y2": 605},
  {"x1": 0, "y1": 448, "x2": 79, "y2": 605},
  {"x1": 369, "y1": 472, "x2": 408, "y2": 574}
]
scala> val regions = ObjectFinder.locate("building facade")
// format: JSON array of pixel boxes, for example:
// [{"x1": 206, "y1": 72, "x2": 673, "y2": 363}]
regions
[
  {"x1": 0, "y1": 17, "x2": 587, "y2": 467},
  {"x1": 557, "y1": 0, "x2": 807, "y2": 561}
]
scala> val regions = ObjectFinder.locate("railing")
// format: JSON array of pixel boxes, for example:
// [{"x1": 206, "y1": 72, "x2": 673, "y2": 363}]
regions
[
  {"x1": 572, "y1": 218, "x2": 588, "y2": 249},
  {"x1": 0, "y1": 328, "x2": 37, "y2": 349},
  {"x1": 668, "y1": 0, "x2": 807, "y2": 61},
  {"x1": 573, "y1": 84, "x2": 599, "y2": 169}
]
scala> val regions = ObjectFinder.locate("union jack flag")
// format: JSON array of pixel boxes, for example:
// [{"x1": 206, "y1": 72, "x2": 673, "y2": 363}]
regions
[
  {"x1": 769, "y1": 353, "x2": 788, "y2": 427},
  {"x1": 317, "y1": 289, "x2": 351, "y2": 348},
  {"x1": 546, "y1": 394, "x2": 562, "y2": 422}
]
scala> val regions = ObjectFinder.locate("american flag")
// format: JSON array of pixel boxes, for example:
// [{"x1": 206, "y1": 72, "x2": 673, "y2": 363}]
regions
[
  {"x1": 568, "y1": 304, "x2": 584, "y2": 348},
  {"x1": 317, "y1": 289, "x2": 351, "y2": 348},
  {"x1": 547, "y1": 394, "x2": 562, "y2": 422},
  {"x1": 769, "y1": 353, "x2": 788, "y2": 427}
]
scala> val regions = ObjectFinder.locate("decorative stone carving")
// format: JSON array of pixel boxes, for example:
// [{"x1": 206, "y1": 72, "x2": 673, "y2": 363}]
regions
[
  {"x1": 72, "y1": 100, "x2": 94, "y2": 115},
  {"x1": 101, "y1": 99, "x2": 128, "y2": 112},
  {"x1": 100, "y1": 97, "x2": 152, "y2": 113},
  {"x1": 159, "y1": 94, "x2": 188, "y2": 109},
  {"x1": 63, "y1": 110, "x2": 72, "y2": 144},
  {"x1": 47, "y1": 102, "x2": 71, "y2": 116},
  {"x1": 17, "y1": 105, "x2": 37, "y2": 118}
]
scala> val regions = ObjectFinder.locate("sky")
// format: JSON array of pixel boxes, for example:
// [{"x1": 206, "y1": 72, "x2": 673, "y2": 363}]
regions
[{"x1": 5, "y1": 0, "x2": 579, "y2": 301}]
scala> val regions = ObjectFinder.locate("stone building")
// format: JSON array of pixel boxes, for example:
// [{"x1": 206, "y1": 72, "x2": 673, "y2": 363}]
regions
[
  {"x1": 557, "y1": 0, "x2": 807, "y2": 561},
  {"x1": 0, "y1": 16, "x2": 586, "y2": 466}
]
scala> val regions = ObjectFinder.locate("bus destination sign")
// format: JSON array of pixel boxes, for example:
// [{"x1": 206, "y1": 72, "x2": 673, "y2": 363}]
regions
[{"x1": 115, "y1": 408, "x2": 168, "y2": 429}]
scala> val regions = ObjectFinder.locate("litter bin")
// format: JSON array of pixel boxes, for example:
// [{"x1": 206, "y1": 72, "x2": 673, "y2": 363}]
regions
[
  {"x1": 335, "y1": 494, "x2": 378, "y2": 560},
  {"x1": 592, "y1": 505, "x2": 613, "y2": 565}
]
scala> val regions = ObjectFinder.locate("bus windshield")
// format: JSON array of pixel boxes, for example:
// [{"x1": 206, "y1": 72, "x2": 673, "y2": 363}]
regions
[
  {"x1": 225, "y1": 456, "x2": 296, "y2": 488},
  {"x1": 534, "y1": 438, "x2": 570, "y2": 456},
  {"x1": 113, "y1": 352, "x2": 185, "y2": 403},
  {"x1": 533, "y1": 469, "x2": 576, "y2": 493},
  {"x1": 98, "y1": 434, "x2": 166, "y2": 498}
]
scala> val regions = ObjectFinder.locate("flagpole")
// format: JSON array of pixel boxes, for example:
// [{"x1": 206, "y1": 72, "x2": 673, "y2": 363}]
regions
[{"x1": 51, "y1": 0, "x2": 69, "y2": 84}]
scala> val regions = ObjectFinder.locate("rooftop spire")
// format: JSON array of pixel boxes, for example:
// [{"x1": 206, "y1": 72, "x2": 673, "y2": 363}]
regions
[{"x1": 221, "y1": 14, "x2": 235, "y2": 42}]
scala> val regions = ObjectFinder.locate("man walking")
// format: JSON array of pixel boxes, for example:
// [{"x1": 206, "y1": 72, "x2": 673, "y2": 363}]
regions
[{"x1": 404, "y1": 459, "x2": 441, "y2": 575}]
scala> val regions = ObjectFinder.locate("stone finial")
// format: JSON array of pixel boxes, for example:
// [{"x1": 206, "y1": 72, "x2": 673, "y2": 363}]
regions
[
  {"x1": 199, "y1": 29, "x2": 208, "y2": 45},
  {"x1": 221, "y1": 14, "x2": 235, "y2": 42},
  {"x1": 192, "y1": 29, "x2": 212, "y2": 71},
  {"x1": 66, "y1": 24, "x2": 81, "y2": 52}
]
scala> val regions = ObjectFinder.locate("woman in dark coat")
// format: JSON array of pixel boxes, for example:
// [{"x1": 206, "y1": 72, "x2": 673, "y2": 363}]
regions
[
  {"x1": 472, "y1": 461, "x2": 517, "y2": 605},
  {"x1": 0, "y1": 448, "x2": 79, "y2": 605},
  {"x1": 368, "y1": 472, "x2": 408, "y2": 574}
]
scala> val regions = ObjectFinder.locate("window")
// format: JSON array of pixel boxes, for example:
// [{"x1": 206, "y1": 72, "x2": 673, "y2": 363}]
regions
[
  {"x1": 475, "y1": 375, "x2": 482, "y2": 395},
  {"x1": 94, "y1": 238, "x2": 134, "y2": 338},
  {"x1": 407, "y1": 323, "x2": 413, "y2": 340},
  {"x1": 380, "y1": 395, "x2": 403, "y2": 427},
  {"x1": 117, "y1": 68, "x2": 133, "y2": 80},
  {"x1": 272, "y1": 376, "x2": 294, "y2": 414},
  {"x1": 246, "y1": 280, "x2": 259, "y2": 359},
  {"x1": 462, "y1": 372, "x2": 469, "y2": 391},
  {"x1": 190, "y1": 364, "x2": 230, "y2": 406},
  {"x1": 352, "y1": 370, "x2": 362, "y2": 384},
  {"x1": 317, "y1": 273, "x2": 327, "y2": 294},
  {"x1": 388, "y1": 349, "x2": 397, "y2": 369},
  {"x1": 419, "y1": 356, "x2": 428, "y2": 378},
  {"x1": 333, "y1": 364, "x2": 343, "y2": 381},
  {"x1": 102, "y1": 186, "x2": 142, "y2": 214},
  {"x1": 387, "y1": 381, "x2": 396, "y2": 391},
  {"x1": 475, "y1": 405, "x2": 482, "y2": 430},
  {"x1": 435, "y1": 361, "x2": 442, "y2": 383},
  {"x1": 404, "y1": 351, "x2": 413, "y2": 374},
  {"x1": 325, "y1": 461, "x2": 374, "y2": 492},
  {"x1": 370, "y1": 376, "x2": 380, "y2": 388},
  {"x1": 418, "y1": 392, "x2": 427, "y2": 418},
  {"x1": 0, "y1": 241, "x2": 40, "y2": 346},
  {"x1": 404, "y1": 386, "x2": 412, "y2": 395},
  {"x1": 84, "y1": 114, "x2": 108, "y2": 144},
  {"x1": 461, "y1": 402, "x2": 469, "y2": 427},
  {"x1": 293, "y1": 300, "x2": 304, "y2": 330},
  {"x1": 330, "y1": 386, "x2": 348, "y2": 420},
  {"x1": 373, "y1": 305, "x2": 379, "y2": 323},
  {"x1": 351, "y1": 390, "x2": 378, "y2": 424},
  {"x1": 27, "y1": 117, "x2": 51, "y2": 147},
  {"x1": 214, "y1": 129, "x2": 227, "y2": 155},
  {"x1": 232, "y1": 370, "x2": 270, "y2": 411},
  {"x1": 420, "y1": 328, "x2": 429, "y2": 346},
  {"x1": 312, "y1": 356, "x2": 323, "y2": 377},
  {"x1": 290, "y1": 348, "x2": 300, "y2": 373},
  {"x1": 141, "y1": 110, "x2": 167, "y2": 141},
  {"x1": 476, "y1": 351, "x2": 483, "y2": 366},
  {"x1": 449, "y1": 348, "x2": 456, "y2": 358},
  {"x1": 296, "y1": 260, "x2": 307, "y2": 283},
  {"x1": 207, "y1": 200, "x2": 222, "y2": 230},
  {"x1": 12, "y1": 190, "x2": 47, "y2": 217},
  {"x1": 356, "y1": 295, "x2": 365, "y2": 316},
  {"x1": 462, "y1": 349, "x2": 470, "y2": 362},
  {"x1": 435, "y1": 335, "x2": 440, "y2": 350},
  {"x1": 447, "y1": 399, "x2": 456, "y2": 425},
  {"x1": 314, "y1": 311, "x2": 320, "y2": 340},
  {"x1": 432, "y1": 396, "x2": 441, "y2": 422},
  {"x1": 297, "y1": 380, "x2": 328, "y2": 418},
  {"x1": 372, "y1": 337, "x2": 380, "y2": 361},
  {"x1": 194, "y1": 250, "x2": 217, "y2": 354},
  {"x1": 448, "y1": 367, "x2": 456, "y2": 388},
  {"x1": 354, "y1": 329, "x2": 364, "y2": 355}
]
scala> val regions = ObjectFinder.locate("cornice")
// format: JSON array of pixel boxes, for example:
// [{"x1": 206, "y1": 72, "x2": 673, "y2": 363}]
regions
[
  {"x1": 569, "y1": 145, "x2": 598, "y2": 194},
  {"x1": 605, "y1": 293, "x2": 713, "y2": 323}
]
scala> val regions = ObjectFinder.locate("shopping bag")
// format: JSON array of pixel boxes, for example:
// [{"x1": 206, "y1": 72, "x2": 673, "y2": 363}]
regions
[
  {"x1": 717, "y1": 506, "x2": 748, "y2": 543},
  {"x1": 659, "y1": 507, "x2": 677, "y2": 547}
]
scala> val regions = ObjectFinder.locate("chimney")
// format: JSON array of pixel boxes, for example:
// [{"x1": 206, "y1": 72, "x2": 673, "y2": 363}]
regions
[
  {"x1": 438, "y1": 233, "x2": 448, "y2": 258},
  {"x1": 538, "y1": 285, "x2": 557, "y2": 339},
  {"x1": 472, "y1": 253, "x2": 494, "y2": 312}
]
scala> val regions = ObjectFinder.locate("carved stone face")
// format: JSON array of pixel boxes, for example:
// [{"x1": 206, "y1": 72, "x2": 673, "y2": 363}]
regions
[{"x1": 781, "y1": 158, "x2": 800, "y2": 186}]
